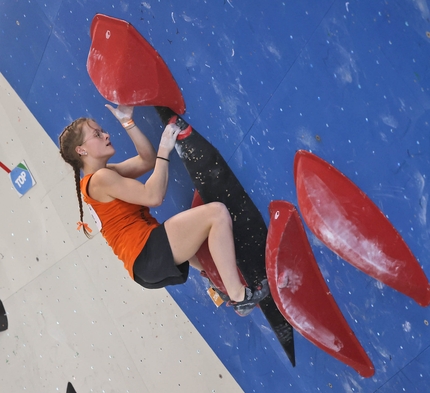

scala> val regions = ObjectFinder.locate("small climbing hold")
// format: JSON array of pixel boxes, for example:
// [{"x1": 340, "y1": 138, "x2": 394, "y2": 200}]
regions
[{"x1": 0, "y1": 300, "x2": 7, "y2": 332}]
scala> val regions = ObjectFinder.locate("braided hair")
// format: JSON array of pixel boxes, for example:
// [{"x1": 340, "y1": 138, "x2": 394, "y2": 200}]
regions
[{"x1": 59, "y1": 118, "x2": 93, "y2": 238}]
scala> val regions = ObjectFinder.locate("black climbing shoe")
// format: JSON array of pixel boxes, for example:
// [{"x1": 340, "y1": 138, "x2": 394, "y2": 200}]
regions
[{"x1": 227, "y1": 279, "x2": 270, "y2": 317}]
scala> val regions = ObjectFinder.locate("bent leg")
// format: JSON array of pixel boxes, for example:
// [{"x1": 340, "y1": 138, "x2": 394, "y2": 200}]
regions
[
  {"x1": 188, "y1": 255, "x2": 204, "y2": 272},
  {"x1": 164, "y1": 202, "x2": 245, "y2": 302}
]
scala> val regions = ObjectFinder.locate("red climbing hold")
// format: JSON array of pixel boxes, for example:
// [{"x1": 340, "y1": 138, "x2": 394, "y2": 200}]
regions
[
  {"x1": 266, "y1": 200, "x2": 375, "y2": 377},
  {"x1": 87, "y1": 14, "x2": 185, "y2": 114},
  {"x1": 294, "y1": 150, "x2": 430, "y2": 307}
]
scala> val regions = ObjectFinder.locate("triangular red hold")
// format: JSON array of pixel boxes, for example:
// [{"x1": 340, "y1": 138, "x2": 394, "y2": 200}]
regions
[
  {"x1": 87, "y1": 14, "x2": 185, "y2": 114},
  {"x1": 266, "y1": 201, "x2": 374, "y2": 377},
  {"x1": 294, "y1": 150, "x2": 430, "y2": 307}
]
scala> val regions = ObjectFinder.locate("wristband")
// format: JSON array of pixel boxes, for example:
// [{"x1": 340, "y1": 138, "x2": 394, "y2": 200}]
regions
[
  {"x1": 156, "y1": 156, "x2": 170, "y2": 162},
  {"x1": 122, "y1": 119, "x2": 135, "y2": 129}
]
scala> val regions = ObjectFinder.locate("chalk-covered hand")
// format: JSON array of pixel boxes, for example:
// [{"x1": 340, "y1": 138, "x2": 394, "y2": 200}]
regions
[
  {"x1": 159, "y1": 124, "x2": 181, "y2": 153},
  {"x1": 105, "y1": 104, "x2": 134, "y2": 124}
]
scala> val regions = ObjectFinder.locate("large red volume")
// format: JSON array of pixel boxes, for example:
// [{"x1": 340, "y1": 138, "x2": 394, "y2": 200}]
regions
[
  {"x1": 87, "y1": 14, "x2": 185, "y2": 114},
  {"x1": 266, "y1": 200, "x2": 374, "y2": 377},
  {"x1": 294, "y1": 150, "x2": 430, "y2": 307}
]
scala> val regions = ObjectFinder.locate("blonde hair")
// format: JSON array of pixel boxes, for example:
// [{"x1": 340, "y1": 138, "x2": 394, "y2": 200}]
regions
[{"x1": 59, "y1": 118, "x2": 92, "y2": 238}]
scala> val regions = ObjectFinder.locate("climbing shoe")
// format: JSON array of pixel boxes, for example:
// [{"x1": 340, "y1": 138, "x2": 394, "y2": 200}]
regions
[
  {"x1": 200, "y1": 270, "x2": 230, "y2": 302},
  {"x1": 227, "y1": 279, "x2": 270, "y2": 317}
]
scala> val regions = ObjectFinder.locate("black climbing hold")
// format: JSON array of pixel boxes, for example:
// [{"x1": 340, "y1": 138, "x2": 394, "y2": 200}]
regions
[
  {"x1": 0, "y1": 300, "x2": 8, "y2": 332},
  {"x1": 155, "y1": 106, "x2": 296, "y2": 367}
]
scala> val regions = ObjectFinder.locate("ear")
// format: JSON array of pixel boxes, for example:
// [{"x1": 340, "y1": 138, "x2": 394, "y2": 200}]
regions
[{"x1": 75, "y1": 146, "x2": 86, "y2": 156}]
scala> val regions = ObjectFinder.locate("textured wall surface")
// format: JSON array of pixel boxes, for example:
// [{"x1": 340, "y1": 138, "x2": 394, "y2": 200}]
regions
[
  {"x1": 1, "y1": 1, "x2": 430, "y2": 392},
  {"x1": 0, "y1": 73, "x2": 243, "y2": 392}
]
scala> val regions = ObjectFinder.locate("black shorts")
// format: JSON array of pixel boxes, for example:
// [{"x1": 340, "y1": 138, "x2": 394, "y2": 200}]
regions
[{"x1": 133, "y1": 223, "x2": 189, "y2": 289}]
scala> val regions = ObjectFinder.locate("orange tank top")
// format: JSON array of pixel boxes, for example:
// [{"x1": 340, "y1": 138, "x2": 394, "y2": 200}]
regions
[{"x1": 80, "y1": 174, "x2": 159, "y2": 278}]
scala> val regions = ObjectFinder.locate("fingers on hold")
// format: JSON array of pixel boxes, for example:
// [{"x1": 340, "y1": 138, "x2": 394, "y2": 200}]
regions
[{"x1": 167, "y1": 124, "x2": 178, "y2": 133}]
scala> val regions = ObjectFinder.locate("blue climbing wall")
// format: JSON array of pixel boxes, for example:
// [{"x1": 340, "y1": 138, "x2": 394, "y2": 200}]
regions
[{"x1": 2, "y1": 0, "x2": 430, "y2": 391}]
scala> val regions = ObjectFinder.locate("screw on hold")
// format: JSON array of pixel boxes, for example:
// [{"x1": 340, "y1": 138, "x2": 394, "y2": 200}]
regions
[{"x1": 168, "y1": 115, "x2": 192, "y2": 140}]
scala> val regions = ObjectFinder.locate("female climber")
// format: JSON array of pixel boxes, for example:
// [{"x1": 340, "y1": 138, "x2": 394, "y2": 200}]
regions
[{"x1": 58, "y1": 105, "x2": 269, "y2": 316}]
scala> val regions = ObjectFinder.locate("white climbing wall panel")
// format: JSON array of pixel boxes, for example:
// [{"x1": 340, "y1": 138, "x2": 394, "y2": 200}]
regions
[{"x1": 0, "y1": 73, "x2": 242, "y2": 393}]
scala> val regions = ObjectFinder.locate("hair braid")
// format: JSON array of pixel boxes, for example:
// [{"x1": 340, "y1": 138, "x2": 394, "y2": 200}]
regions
[{"x1": 59, "y1": 118, "x2": 93, "y2": 238}]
